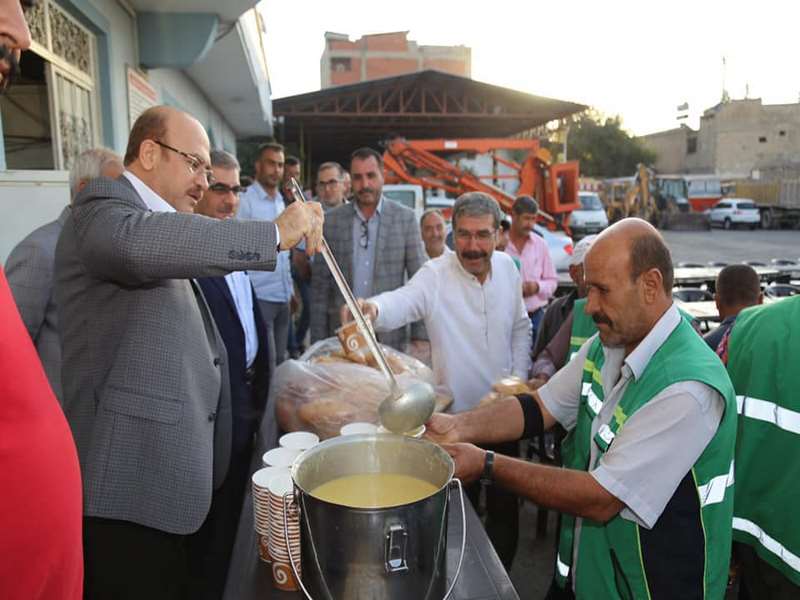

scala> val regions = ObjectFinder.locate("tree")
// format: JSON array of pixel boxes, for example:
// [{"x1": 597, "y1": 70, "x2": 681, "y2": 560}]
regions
[{"x1": 558, "y1": 111, "x2": 656, "y2": 178}]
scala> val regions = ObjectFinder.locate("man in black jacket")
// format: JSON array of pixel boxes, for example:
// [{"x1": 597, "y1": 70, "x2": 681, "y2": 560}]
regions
[{"x1": 195, "y1": 150, "x2": 271, "y2": 599}]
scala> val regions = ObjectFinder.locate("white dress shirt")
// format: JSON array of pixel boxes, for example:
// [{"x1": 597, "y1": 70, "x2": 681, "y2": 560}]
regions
[
  {"x1": 123, "y1": 171, "x2": 175, "y2": 213},
  {"x1": 371, "y1": 251, "x2": 532, "y2": 413},
  {"x1": 426, "y1": 245, "x2": 454, "y2": 261},
  {"x1": 224, "y1": 271, "x2": 259, "y2": 367}
]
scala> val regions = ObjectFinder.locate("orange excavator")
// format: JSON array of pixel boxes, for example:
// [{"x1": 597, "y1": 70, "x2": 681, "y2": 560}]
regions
[{"x1": 382, "y1": 137, "x2": 580, "y2": 233}]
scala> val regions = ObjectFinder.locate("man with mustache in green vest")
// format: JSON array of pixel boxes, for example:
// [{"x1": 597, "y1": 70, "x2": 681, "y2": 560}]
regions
[{"x1": 428, "y1": 218, "x2": 737, "y2": 599}]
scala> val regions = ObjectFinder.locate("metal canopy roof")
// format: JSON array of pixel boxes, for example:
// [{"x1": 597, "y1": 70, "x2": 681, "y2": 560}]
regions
[{"x1": 272, "y1": 70, "x2": 586, "y2": 165}]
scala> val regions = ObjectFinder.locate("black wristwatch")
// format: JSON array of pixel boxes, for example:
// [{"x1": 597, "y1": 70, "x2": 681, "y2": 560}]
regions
[{"x1": 480, "y1": 450, "x2": 495, "y2": 486}]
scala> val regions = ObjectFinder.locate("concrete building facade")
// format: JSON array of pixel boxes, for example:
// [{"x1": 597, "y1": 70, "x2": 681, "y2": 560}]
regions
[
  {"x1": 320, "y1": 31, "x2": 470, "y2": 88},
  {"x1": 639, "y1": 98, "x2": 800, "y2": 179},
  {"x1": 0, "y1": 0, "x2": 273, "y2": 263}
]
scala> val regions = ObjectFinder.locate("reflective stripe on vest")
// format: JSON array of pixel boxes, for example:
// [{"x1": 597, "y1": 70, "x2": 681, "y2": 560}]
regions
[
  {"x1": 737, "y1": 395, "x2": 800, "y2": 435},
  {"x1": 587, "y1": 389, "x2": 603, "y2": 416},
  {"x1": 571, "y1": 336, "x2": 588, "y2": 349},
  {"x1": 556, "y1": 553, "x2": 570, "y2": 578},
  {"x1": 698, "y1": 460, "x2": 735, "y2": 507},
  {"x1": 733, "y1": 517, "x2": 800, "y2": 574},
  {"x1": 596, "y1": 423, "x2": 615, "y2": 447}
]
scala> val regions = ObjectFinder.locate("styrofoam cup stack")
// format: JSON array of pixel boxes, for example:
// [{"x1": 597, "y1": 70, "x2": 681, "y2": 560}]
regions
[{"x1": 267, "y1": 471, "x2": 301, "y2": 591}]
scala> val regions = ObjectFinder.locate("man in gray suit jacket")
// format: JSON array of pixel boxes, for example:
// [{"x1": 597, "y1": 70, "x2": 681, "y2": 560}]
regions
[
  {"x1": 54, "y1": 106, "x2": 322, "y2": 600},
  {"x1": 5, "y1": 148, "x2": 122, "y2": 403},
  {"x1": 310, "y1": 147, "x2": 426, "y2": 350}
]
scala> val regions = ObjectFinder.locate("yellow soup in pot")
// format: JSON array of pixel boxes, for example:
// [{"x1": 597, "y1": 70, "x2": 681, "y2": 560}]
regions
[{"x1": 310, "y1": 473, "x2": 439, "y2": 508}]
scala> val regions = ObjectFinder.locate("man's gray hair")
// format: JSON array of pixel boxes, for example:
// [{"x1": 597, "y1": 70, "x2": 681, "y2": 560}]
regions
[
  {"x1": 420, "y1": 208, "x2": 445, "y2": 229},
  {"x1": 317, "y1": 161, "x2": 344, "y2": 179},
  {"x1": 210, "y1": 149, "x2": 240, "y2": 171},
  {"x1": 69, "y1": 148, "x2": 122, "y2": 199},
  {"x1": 452, "y1": 192, "x2": 502, "y2": 230}
]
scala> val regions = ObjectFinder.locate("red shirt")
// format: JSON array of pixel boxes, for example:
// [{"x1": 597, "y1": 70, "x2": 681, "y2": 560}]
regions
[{"x1": 0, "y1": 267, "x2": 83, "y2": 599}]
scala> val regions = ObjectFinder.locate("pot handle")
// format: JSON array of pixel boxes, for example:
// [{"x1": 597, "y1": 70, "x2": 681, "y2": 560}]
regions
[
  {"x1": 283, "y1": 492, "x2": 320, "y2": 600},
  {"x1": 284, "y1": 481, "x2": 467, "y2": 600},
  {"x1": 443, "y1": 477, "x2": 467, "y2": 600}
]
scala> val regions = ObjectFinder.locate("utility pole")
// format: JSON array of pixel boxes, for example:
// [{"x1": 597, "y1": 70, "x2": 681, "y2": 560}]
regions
[{"x1": 721, "y1": 56, "x2": 730, "y2": 104}]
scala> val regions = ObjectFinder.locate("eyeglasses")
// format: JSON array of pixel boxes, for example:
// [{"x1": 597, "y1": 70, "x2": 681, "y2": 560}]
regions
[
  {"x1": 455, "y1": 229, "x2": 496, "y2": 243},
  {"x1": 154, "y1": 140, "x2": 215, "y2": 185},
  {"x1": 318, "y1": 179, "x2": 342, "y2": 188},
  {"x1": 359, "y1": 220, "x2": 369, "y2": 249},
  {"x1": 209, "y1": 182, "x2": 245, "y2": 195}
]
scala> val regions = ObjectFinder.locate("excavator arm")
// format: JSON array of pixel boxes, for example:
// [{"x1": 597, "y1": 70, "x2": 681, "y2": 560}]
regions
[{"x1": 383, "y1": 137, "x2": 580, "y2": 231}]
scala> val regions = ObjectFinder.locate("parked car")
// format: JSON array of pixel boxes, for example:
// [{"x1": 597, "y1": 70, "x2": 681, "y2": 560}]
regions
[
  {"x1": 672, "y1": 288, "x2": 714, "y2": 302},
  {"x1": 677, "y1": 262, "x2": 705, "y2": 268},
  {"x1": 764, "y1": 283, "x2": 800, "y2": 299},
  {"x1": 707, "y1": 261, "x2": 728, "y2": 268},
  {"x1": 383, "y1": 184, "x2": 424, "y2": 218},
  {"x1": 708, "y1": 198, "x2": 760, "y2": 230},
  {"x1": 571, "y1": 192, "x2": 609, "y2": 238},
  {"x1": 534, "y1": 224, "x2": 573, "y2": 272}
]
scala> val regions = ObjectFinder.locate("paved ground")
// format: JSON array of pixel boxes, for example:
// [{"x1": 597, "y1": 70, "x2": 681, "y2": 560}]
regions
[{"x1": 662, "y1": 228, "x2": 800, "y2": 266}]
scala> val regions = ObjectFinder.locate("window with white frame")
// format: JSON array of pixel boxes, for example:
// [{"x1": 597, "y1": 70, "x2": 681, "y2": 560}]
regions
[{"x1": 0, "y1": 0, "x2": 100, "y2": 170}]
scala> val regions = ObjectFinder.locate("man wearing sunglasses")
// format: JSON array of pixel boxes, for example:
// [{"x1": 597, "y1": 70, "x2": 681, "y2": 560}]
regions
[
  {"x1": 194, "y1": 150, "x2": 271, "y2": 599},
  {"x1": 54, "y1": 105, "x2": 323, "y2": 599}
]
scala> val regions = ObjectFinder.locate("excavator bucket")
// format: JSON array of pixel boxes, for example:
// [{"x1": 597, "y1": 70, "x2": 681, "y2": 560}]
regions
[{"x1": 545, "y1": 161, "x2": 581, "y2": 216}]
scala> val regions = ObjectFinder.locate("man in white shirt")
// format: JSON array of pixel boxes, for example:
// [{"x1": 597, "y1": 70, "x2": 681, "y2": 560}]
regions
[
  {"x1": 347, "y1": 192, "x2": 531, "y2": 568},
  {"x1": 420, "y1": 208, "x2": 453, "y2": 260}
]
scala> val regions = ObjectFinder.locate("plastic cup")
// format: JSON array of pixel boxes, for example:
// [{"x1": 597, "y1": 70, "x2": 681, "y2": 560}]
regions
[
  {"x1": 340, "y1": 422, "x2": 378, "y2": 436},
  {"x1": 279, "y1": 431, "x2": 320, "y2": 451},
  {"x1": 262, "y1": 446, "x2": 302, "y2": 468}
]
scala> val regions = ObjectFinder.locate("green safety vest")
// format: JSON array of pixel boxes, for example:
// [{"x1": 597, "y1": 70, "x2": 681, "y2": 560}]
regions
[
  {"x1": 726, "y1": 297, "x2": 800, "y2": 587},
  {"x1": 569, "y1": 299, "x2": 697, "y2": 360},
  {"x1": 555, "y1": 316, "x2": 737, "y2": 599},
  {"x1": 569, "y1": 298, "x2": 596, "y2": 359}
]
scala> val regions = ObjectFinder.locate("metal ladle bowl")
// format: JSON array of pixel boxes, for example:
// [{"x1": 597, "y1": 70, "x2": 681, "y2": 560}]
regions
[
  {"x1": 288, "y1": 179, "x2": 436, "y2": 433},
  {"x1": 378, "y1": 380, "x2": 436, "y2": 434}
]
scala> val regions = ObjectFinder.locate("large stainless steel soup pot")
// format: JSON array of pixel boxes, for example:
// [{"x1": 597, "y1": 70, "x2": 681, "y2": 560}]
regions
[{"x1": 284, "y1": 433, "x2": 466, "y2": 600}]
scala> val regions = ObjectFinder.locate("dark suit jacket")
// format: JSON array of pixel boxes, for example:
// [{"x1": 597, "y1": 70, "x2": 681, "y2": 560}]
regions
[{"x1": 197, "y1": 276, "x2": 270, "y2": 455}]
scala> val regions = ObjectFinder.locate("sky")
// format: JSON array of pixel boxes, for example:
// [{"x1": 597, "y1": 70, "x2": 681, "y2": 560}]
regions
[{"x1": 259, "y1": 0, "x2": 798, "y2": 137}]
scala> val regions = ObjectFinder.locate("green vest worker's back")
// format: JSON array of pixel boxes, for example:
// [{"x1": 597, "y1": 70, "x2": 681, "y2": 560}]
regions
[
  {"x1": 557, "y1": 317, "x2": 737, "y2": 599},
  {"x1": 727, "y1": 296, "x2": 800, "y2": 587}
]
